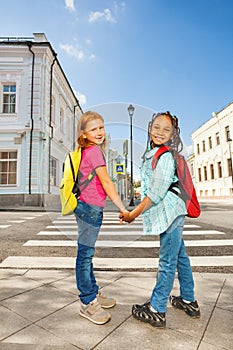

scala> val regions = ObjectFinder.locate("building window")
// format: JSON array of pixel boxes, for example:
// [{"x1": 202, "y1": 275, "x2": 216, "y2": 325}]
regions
[
  {"x1": 202, "y1": 140, "x2": 206, "y2": 152},
  {"x1": 0, "y1": 151, "x2": 17, "y2": 185},
  {"x1": 210, "y1": 164, "x2": 214, "y2": 179},
  {"x1": 198, "y1": 168, "x2": 201, "y2": 182},
  {"x1": 228, "y1": 158, "x2": 232, "y2": 177},
  {"x1": 190, "y1": 163, "x2": 194, "y2": 177},
  {"x1": 217, "y1": 161, "x2": 222, "y2": 178},
  {"x1": 2, "y1": 84, "x2": 16, "y2": 113},
  {"x1": 216, "y1": 132, "x2": 220, "y2": 145},
  {"x1": 225, "y1": 126, "x2": 230, "y2": 141},
  {"x1": 204, "y1": 166, "x2": 207, "y2": 181},
  {"x1": 208, "y1": 136, "x2": 212, "y2": 149},
  {"x1": 197, "y1": 144, "x2": 200, "y2": 155},
  {"x1": 50, "y1": 156, "x2": 58, "y2": 186}
]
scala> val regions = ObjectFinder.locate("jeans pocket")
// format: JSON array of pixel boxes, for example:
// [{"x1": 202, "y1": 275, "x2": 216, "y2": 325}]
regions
[{"x1": 75, "y1": 200, "x2": 103, "y2": 227}]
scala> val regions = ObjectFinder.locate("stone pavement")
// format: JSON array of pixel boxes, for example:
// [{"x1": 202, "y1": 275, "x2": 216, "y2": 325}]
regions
[{"x1": 0, "y1": 269, "x2": 232, "y2": 350}]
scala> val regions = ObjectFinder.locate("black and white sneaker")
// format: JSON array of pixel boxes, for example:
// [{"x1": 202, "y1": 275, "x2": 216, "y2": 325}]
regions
[
  {"x1": 132, "y1": 302, "x2": 166, "y2": 328},
  {"x1": 170, "y1": 295, "x2": 200, "y2": 318}
]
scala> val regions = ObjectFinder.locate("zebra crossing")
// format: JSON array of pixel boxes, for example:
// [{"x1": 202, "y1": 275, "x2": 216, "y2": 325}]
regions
[
  {"x1": 0, "y1": 213, "x2": 44, "y2": 230},
  {"x1": 0, "y1": 211, "x2": 233, "y2": 269}
]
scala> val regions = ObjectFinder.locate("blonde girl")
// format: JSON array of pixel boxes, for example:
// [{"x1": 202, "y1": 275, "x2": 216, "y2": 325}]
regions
[{"x1": 74, "y1": 111, "x2": 127, "y2": 325}]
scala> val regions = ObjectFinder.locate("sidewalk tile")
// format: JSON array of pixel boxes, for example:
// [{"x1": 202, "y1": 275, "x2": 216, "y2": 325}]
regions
[
  {"x1": 202, "y1": 307, "x2": 233, "y2": 350},
  {"x1": 1, "y1": 285, "x2": 78, "y2": 323},
  {"x1": 0, "y1": 276, "x2": 41, "y2": 301},
  {"x1": 0, "y1": 305, "x2": 30, "y2": 341},
  {"x1": 2, "y1": 324, "x2": 76, "y2": 348},
  {"x1": 24, "y1": 269, "x2": 72, "y2": 284},
  {"x1": 95, "y1": 317, "x2": 199, "y2": 350},
  {"x1": 36, "y1": 281, "x2": 151, "y2": 349}
]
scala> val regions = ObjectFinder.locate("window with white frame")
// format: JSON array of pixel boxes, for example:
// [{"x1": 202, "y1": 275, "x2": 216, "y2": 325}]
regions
[
  {"x1": 210, "y1": 164, "x2": 214, "y2": 179},
  {"x1": 0, "y1": 151, "x2": 17, "y2": 185},
  {"x1": 50, "y1": 156, "x2": 58, "y2": 186},
  {"x1": 2, "y1": 84, "x2": 16, "y2": 113},
  {"x1": 225, "y1": 125, "x2": 230, "y2": 141},
  {"x1": 217, "y1": 161, "x2": 222, "y2": 178}
]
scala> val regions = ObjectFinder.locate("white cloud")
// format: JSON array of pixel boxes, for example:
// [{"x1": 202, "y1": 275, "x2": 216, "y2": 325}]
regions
[
  {"x1": 74, "y1": 90, "x2": 87, "y2": 105},
  {"x1": 65, "y1": 0, "x2": 76, "y2": 12},
  {"x1": 89, "y1": 53, "x2": 95, "y2": 60},
  {"x1": 89, "y1": 8, "x2": 116, "y2": 23},
  {"x1": 182, "y1": 144, "x2": 193, "y2": 158},
  {"x1": 60, "y1": 44, "x2": 84, "y2": 60}
]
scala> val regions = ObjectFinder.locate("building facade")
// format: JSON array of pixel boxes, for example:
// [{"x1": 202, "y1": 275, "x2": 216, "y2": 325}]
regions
[
  {"x1": 0, "y1": 33, "x2": 83, "y2": 208},
  {"x1": 190, "y1": 102, "x2": 233, "y2": 199}
]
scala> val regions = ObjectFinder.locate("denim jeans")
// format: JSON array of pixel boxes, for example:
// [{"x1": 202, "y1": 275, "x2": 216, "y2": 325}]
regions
[
  {"x1": 150, "y1": 215, "x2": 195, "y2": 313},
  {"x1": 74, "y1": 200, "x2": 103, "y2": 304}
]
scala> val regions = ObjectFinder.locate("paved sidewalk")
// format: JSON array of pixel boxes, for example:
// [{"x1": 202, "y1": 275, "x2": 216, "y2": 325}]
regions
[{"x1": 0, "y1": 269, "x2": 232, "y2": 350}]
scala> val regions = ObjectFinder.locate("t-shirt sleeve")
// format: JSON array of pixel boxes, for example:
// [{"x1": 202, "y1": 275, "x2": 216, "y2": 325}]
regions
[{"x1": 87, "y1": 146, "x2": 106, "y2": 170}]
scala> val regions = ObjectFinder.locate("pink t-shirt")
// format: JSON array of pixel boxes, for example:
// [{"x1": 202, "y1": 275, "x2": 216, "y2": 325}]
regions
[{"x1": 79, "y1": 145, "x2": 107, "y2": 207}]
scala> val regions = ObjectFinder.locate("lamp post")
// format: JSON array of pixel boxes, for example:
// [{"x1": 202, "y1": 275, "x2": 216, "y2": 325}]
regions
[
  {"x1": 227, "y1": 138, "x2": 233, "y2": 195},
  {"x1": 128, "y1": 104, "x2": 135, "y2": 206}
]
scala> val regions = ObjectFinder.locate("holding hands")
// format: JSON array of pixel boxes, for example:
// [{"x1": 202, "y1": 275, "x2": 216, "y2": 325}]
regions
[
  {"x1": 119, "y1": 211, "x2": 135, "y2": 224},
  {"x1": 119, "y1": 196, "x2": 153, "y2": 224}
]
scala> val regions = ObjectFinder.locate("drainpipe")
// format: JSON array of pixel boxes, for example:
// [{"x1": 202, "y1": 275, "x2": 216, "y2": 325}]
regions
[
  {"x1": 48, "y1": 56, "x2": 57, "y2": 193},
  {"x1": 73, "y1": 102, "x2": 83, "y2": 150},
  {"x1": 27, "y1": 44, "x2": 35, "y2": 194}
]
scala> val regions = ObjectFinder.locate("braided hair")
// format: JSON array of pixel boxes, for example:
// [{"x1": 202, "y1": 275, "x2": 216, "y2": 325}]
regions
[{"x1": 143, "y1": 111, "x2": 183, "y2": 159}]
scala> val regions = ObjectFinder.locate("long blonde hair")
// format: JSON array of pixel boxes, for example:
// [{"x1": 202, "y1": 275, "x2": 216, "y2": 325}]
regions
[{"x1": 77, "y1": 111, "x2": 106, "y2": 152}]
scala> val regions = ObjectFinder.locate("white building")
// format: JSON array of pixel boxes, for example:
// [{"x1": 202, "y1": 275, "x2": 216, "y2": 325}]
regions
[
  {"x1": 190, "y1": 101, "x2": 233, "y2": 199},
  {"x1": 0, "y1": 33, "x2": 83, "y2": 208}
]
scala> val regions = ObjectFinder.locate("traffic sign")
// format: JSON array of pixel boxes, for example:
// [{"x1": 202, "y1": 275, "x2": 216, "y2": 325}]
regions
[{"x1": 115, "y1": 164, "x2": 125, "y2": 174}]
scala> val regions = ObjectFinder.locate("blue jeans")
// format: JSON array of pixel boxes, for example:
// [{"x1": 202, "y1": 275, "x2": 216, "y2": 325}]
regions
[
  {"x1": 74, "y1": 200, "x2": 103, "y2": 304},
  {"x1": 150, "y1": 216, "x2": 195, "y2": 313}
]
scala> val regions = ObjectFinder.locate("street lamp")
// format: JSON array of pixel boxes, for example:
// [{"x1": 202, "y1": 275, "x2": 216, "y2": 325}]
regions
[
  {"x1": 227, "y1": 138, "x2": 233, "y2": 195},
  {"x1": 128, "y1": 104, "x2": 135, "y2": 206}
]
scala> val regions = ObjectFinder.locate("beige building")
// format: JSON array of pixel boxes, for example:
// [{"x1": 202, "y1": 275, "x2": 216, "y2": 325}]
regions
[{"x1": 190, "y1": 101, "x2": 233, "y2": 199}]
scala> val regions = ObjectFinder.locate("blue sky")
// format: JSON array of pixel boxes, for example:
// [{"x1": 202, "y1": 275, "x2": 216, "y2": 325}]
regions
[{"x1": 1, "y1": 0, "x2": 233, "y2": 176}]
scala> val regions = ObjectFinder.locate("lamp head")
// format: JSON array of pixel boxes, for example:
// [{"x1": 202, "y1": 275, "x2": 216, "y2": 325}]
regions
[{"x1": 128, "y1": 104, "x2": 135, "y2": 117}]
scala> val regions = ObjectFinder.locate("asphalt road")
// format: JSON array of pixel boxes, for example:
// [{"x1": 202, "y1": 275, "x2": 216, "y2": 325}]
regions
[{"x1": 0, "y1": 200, "x2": 233, "y2": 273}]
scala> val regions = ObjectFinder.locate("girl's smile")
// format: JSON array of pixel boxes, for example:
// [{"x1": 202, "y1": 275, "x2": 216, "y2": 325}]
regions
[
  {"x1": 149, "y1": 115, "x2": 173, "y2": 145},
  {"x1": 84, "y1": 119, "x2": 106, "y2": 145}
]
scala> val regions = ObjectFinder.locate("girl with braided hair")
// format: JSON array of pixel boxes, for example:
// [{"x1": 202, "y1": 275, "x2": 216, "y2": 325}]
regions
[{"x1": 120, "y1": 111, "x2": 200, "y2": 328}]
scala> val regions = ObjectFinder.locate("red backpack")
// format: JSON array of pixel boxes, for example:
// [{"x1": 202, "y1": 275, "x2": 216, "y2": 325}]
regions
[{"x1": 152, "y1": 145, "x2": 201, "y2": 218}]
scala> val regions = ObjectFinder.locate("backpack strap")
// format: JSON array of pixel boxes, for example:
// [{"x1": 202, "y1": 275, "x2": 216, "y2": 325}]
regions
[
  {"x1": 152, "y1": 145, "x2": 171, "y2": 170},
  {"x1": 68, "y1": 153, "x2": 76, "y2": 182},
  {"x1": 152, "y1": 145, "x2": 189, "y2": 202},
  {"x1": 78, "y1": 169, "x2": 96, "y2": 192}
]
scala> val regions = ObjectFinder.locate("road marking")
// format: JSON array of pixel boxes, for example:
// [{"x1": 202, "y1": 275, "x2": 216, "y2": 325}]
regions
[
  {"x1": 21, "y1": 217, "x2": 37, "y2": 220},
  {"x1": 8, "y1": 220, "x2": 25, "y2": 223},
  {"x1": 23, "y1": 239, "x2": 233, "y2": 248},
  {"x1": 46, "y1": 224, "x2": 143, "y2": 229},
  {"x1": 1, "y1": 256, "x2": 233, "y2": 269},
  {"x1": 37, "y1": 230, "x2": 225, "y2": 236},
  {"x1": 0, "y1": 225, "x2": 11, "y2": 229}
]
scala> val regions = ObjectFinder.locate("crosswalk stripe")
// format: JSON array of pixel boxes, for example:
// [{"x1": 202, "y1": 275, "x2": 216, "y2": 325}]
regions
[
  {"x1": 0, "y1": 256, "x2": 233, "y2": 269},
  {"x1": 37, "y1": 230, "x2": 225, "y2": 236},
  {"x1": 23, "y1": 239, "x2": 233, "y2": 247},
  {"x1": 46, "y1": 224, "x2": 143, "y2": 229},
  {"x1": 0, "y1": 225, "x2": 11, "y2": 229}
]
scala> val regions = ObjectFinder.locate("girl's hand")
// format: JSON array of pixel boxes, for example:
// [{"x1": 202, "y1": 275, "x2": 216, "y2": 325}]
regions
[{"x1": 119, "y1": 211, "x2": 134, "y2": 224}]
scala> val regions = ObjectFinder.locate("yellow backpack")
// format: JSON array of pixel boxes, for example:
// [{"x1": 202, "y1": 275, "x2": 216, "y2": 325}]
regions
[
  {"x1": 59, "y1": 148, "x2": 96, "y2": 216},
  {"x1": 59, "y1": 148, "x2": 82, "y2": 216}
]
